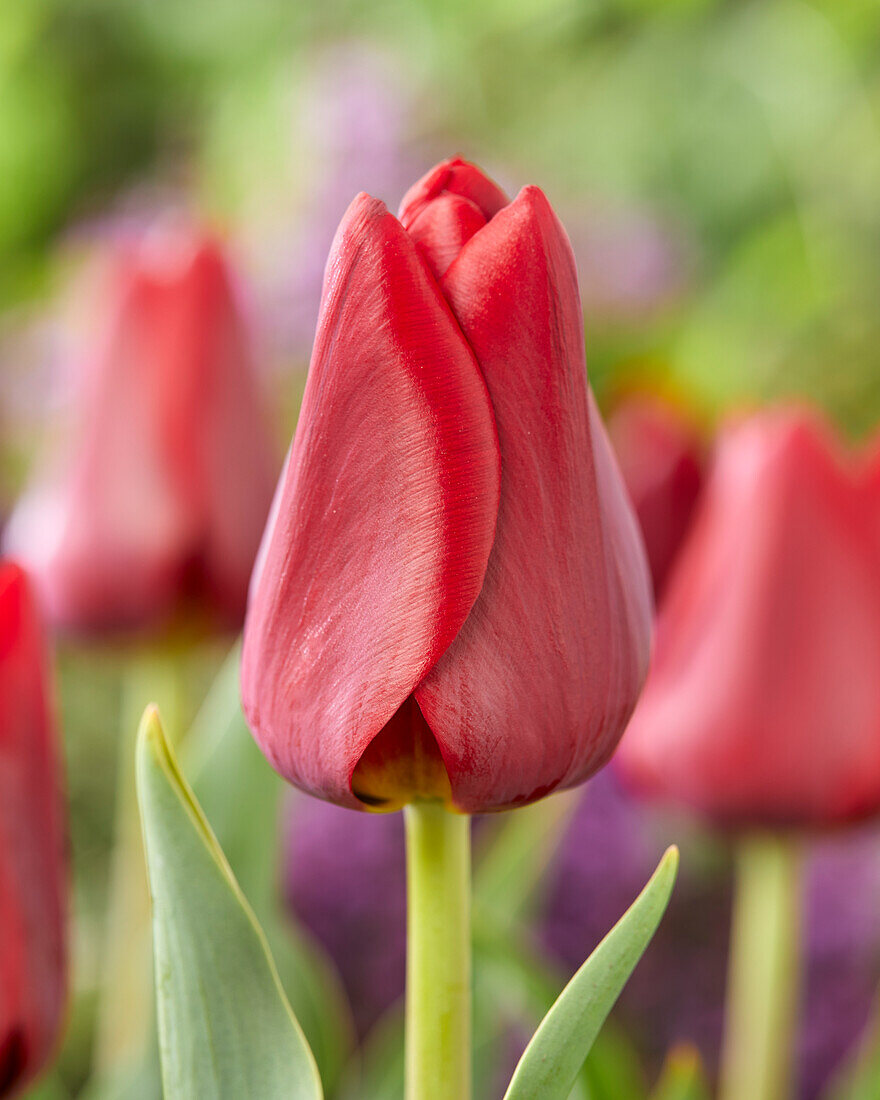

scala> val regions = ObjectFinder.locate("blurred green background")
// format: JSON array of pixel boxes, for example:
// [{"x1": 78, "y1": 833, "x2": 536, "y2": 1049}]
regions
[{"x1": 3, "y1": 0, "x2": 880, "y2": 435}]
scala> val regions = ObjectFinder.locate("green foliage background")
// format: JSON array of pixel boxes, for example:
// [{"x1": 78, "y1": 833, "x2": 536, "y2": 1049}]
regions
[{"x1": 3, "y1": 0, "x2": 880, "y2": 426}]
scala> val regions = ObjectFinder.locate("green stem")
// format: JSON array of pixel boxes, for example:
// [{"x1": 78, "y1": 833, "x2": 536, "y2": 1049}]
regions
[
  {"x1": 404, "y1": 802, "x2": 471, "y2": 1100},
  {"x1": 719, "y1": 832, "x2": 802, "y2": 1100}
]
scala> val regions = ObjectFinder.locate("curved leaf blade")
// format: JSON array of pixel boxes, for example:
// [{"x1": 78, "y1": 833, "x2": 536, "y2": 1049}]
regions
[
  {"x1": 136, "y1": 705, "x2": 323, "y2": 1100},
  {"x1": 184, "y1": 645, "x2": 354, "y2": 1093},
  {"x1": 503, "y1": 845, "x2": 679, "y2": 1100}
]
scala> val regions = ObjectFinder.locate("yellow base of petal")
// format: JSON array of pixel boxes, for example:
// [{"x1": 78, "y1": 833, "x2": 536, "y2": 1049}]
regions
[{"x1": 352, "y1": 696, "x2": 452, "y2": 811}]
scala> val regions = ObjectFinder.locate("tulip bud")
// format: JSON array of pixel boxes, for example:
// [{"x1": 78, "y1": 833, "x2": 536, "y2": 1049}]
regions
[
  {"x1": 4, "y1": 230, "x2": 278, "y2": 634},
  {"x1": 242, "y1": 158, "x2": 653, "y2": 813},
  {"x1": 0, "y1": 562, "x2": 66, "y2": 1095},
  {"x1": 617, "y1": 409, "x2": 880, "y2": 826},
  {"x1": 607, "y1": 395, "x2": 704, "y2": 599}
]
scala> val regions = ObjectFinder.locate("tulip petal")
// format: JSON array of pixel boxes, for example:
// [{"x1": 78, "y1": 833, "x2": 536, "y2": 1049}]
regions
[
  {"x1": 4, "y1": 234, "x2": 276, "y2": 634},
  {"x1": 4, "y1": 265, "x2": 196, "y2": 632},
  {"x1": 241, "y1": 194, "x2": 501, "y2": 808},
  {"x1": 171, "y1": 243, "x2": 279, "y2": 623},
  {"x1": 398, "y1": 156, "x2": 508, "y2": 228},
  {"x1": 607, "y1": 397, "x2": 704, "y2": 599},
  {"x1": 404, "y1": 193, "x2": 489, "y2": 280},
  {"x1": 415, "y1": 187, "x2": 653, "y2": 812},
  {"x1": 617, "y1": 412, "x2": 880, "y2": 825},
  {"x1": 0, "y1": 563, "x2": 66, "y2": 1094}
]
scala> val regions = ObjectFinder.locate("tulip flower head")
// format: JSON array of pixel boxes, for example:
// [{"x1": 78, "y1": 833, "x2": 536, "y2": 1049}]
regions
[
  {"x1": 4, "y1": 229, "x2": 278, "y2": 635},
  {"x1": 242, "y1": 157, "x2": 652, "y2": 814},
  {"x1": 617, "y1": 409, "x2": 880, "y2": 826},
  {"x1": 0, "y1": 563, "x2": 66, "y2": 1095},
  {"x1": 607, "y1": 395, "x2": 704, "y2": 599}
]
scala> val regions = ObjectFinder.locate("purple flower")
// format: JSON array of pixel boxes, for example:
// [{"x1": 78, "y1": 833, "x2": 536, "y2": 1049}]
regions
[
  {"x1": 800, "y1": 828, "x2": 880, "y2": 1098},
  {"x1": 283, "y1": 794, "x2": 407, "y2": 1036},
  {"x1": 542, "y1": 771, "x2": 730, "y2": 1073},
  {"x1": 544, "y1": 774, "x2": 880, "y2": 1098}
]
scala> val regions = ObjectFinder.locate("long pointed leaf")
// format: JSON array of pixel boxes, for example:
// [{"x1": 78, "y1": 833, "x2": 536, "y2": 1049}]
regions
[
  {"x1": 136, "y1": 706, "x2": 322, "y2": 1099},
  {"x1": 503, "y1": 846, "x2": 679, "y2": 1100},
  {"x1": 184, "y1": 645, "x2": 354, "y2": 1092}
]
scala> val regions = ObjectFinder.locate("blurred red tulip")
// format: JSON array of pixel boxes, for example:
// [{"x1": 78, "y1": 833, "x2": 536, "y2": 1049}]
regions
[
  {"x1": 242, "y1": 157, "x2": 652, "y2": 813},
  {"x1": 617, "y1": 408, "x2": 880, "y2": 826},
  {"x1": 4, "y1": 230, "x2": 278, "y2": 634},
  {"x1": 0, "y1": 563, "x2": 66, "y2": 1095},
  {"x1": 607, "y1": 396, "x2": 704, "y2": 599}
]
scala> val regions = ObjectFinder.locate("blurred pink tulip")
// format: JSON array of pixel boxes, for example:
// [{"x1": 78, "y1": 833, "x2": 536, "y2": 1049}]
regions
[
  {"x1": 0, "y1": 562, "x2": 66, "y2": 1096},
  {"x1": 617, "y1": 408, "x2": 880, "y2": 826},
  {"x1": 4, "y1": 230, "x2": 278, "y2": 634},
  {"x1": 607, "y1": 395, "x2": 704, "y2": 599}
]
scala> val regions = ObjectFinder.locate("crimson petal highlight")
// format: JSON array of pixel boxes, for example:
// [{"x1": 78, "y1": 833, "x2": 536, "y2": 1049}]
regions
[
  {"x1": 415, "y1": 186, "x2": 653, "y2": 811},
  {"x1": 398, "y1": 156, "x2": 508, "y2": 227},
  {"x1": 241, "y1": 193, "x2": 501, "y2": 809}
]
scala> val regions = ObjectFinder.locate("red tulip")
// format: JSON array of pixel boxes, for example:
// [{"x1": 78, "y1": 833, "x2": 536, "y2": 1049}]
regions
[
  {"x1": 607, "y1": 395, "x2": 704, "y2": 599},
  {"x1": 617, "y1": 408, "x2": 880, "y2": 826},
  {"x1": 4, "y1": 230, "x2": 278, "y2": 634},
  {"x1": 0, "y1": 563, "x2": 66, "y2": 1095},
  {"x1": 242, "y1": 157, "x2": 652, "y2": 813}
]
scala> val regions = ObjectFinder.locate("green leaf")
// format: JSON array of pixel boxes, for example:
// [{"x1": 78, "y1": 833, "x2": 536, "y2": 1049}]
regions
[
  {"x1": 503, "y1": 846, "x2": 680, "y2": 1100},
  {"x1": 475, "y1": 922, "x2": 647, "y2": 1100},
  {"x1": 651, "y1": 1045, "x2": 710, "y2": 1100},
  {"x1": 183, "y1": 642, "x2": 279, "y2": 905},
  {"x1": 183, "y1": 645, "x2": 354, "y2": 1093},
  {"x1": 136, "y1": 705, "x2": 323, "y2": 1100}
]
